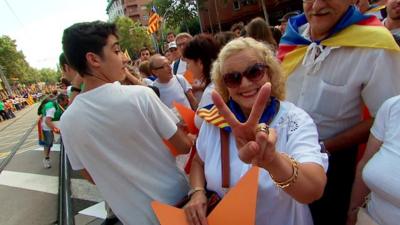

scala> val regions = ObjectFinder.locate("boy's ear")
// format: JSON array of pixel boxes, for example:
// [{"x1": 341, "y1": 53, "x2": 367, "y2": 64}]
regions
[{"x1": 86, "y1": 52, "x2": 102, "y2": 69}]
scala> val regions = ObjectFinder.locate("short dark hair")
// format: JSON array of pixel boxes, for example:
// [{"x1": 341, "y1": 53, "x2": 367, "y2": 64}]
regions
[
  {"x1": 183, "y1": 34, "x2": 220, "y2": 86},
  {"x1": 140, "y1": 47, "x2": 150, "y2": 55},
  {"x1": 57, "y1": 93, "x2": 68, "y2": 103},
  {"x1": 167, "y1": 31, "x2": 175, "y2": 37},
  {"x1": 60, "y1": 78, "x2": 71, "y2": 86},
  {"x1": 62, "y1": 21, "x2": 118, "y2": 77},
  {"x1": 59, "y1": 52, "x2": 69, "y2": 72}
]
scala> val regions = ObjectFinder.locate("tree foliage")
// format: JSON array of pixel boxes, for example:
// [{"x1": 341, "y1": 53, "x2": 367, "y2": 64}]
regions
[
  {"x1": 0, "y1": 35, "x2": 59, "y2": 85},
  {"x1": 0, "y1": 35, "x2": 29, "y2": 81},
  {"x1": 150, "y1": 0, "x2": 199, "y2": 34},
  {"x1": 37, "y1": 68, "x2": 60, "y2": 84},
  {"x1": 115, "y1": 16, "x2": 152, "y2": 59}
]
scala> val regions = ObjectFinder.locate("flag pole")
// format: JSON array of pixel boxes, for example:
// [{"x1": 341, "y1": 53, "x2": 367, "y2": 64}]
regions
[{"x1": 151, "y1": 33, "x2": 159, "y2": 53}]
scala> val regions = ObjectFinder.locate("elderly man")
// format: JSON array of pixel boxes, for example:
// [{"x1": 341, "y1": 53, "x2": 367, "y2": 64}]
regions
[
  {"x1": 278, "y1": 1, "x2": 400, "y2": 225},
  {"x1": 150, "y1": 54, "x2": 197, "y2": 110}
]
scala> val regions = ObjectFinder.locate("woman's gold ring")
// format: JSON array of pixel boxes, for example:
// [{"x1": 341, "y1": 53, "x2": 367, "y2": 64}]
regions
[{"x1": 256, "y1": 123, "x2": 269, "y2": 134}]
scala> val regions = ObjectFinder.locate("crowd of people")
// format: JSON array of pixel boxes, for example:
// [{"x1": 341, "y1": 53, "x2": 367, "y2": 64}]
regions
[
  {"x1": 0, "y1": 90, "x2": 42, "y2": 122},
  {"x1": 42, "y1": 0, "x2": 400, "y2": 224}
]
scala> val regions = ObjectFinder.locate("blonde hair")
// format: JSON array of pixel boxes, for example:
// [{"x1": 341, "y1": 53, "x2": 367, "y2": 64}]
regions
[{"x1": 212, "y1": 37, "x2": 286, "y2": 102}]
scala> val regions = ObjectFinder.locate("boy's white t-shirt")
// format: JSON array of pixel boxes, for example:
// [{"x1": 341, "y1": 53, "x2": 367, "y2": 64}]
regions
[
  {"x1": 152, "y1": 75, "x2": 191, "y2": 108},
  {"x1": 60, "y1": 83, "x2": 189, "y2": 225}
]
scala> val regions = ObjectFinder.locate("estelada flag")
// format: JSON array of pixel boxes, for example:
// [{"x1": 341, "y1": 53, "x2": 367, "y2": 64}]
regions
[
  {"x1": 148, "y1": 5, "x2": 160, "y2": 34},
  {"x1": 278, "y1": 5, "x2": 400, "y2": 78}
]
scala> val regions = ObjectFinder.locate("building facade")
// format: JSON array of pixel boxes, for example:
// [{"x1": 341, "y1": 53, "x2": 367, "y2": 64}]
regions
[
  {"x1": 199, "y1": 0, "x2": 303, "y2": 32},
  {"x1": 106, "y1": 0, "x2": 125, "y2": 22},
  {"x1": 107, "y1": 0, "x2": 153, "y2": 26}
]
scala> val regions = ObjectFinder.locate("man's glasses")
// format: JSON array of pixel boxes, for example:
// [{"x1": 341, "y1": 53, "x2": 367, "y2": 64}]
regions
[{"x1": 222, "y1": 63, "x2": 268, "y2": 88}]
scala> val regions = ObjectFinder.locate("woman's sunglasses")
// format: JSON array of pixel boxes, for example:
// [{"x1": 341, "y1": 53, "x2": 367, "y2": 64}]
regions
[{"x1": 222, "y1": 63, "x2": 268, "y2": 88}]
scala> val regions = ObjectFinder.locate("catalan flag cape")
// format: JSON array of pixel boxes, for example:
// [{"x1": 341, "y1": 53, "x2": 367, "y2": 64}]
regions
[
  {"x1": 38, "y1": 117, "x2": 46, "y2": 146},
  {"x1": 197, "y1": 97, "x2": 280, "y2": 132},
  {"x1": 278, "y1": 6, "x2": 400, "y2": 77}
]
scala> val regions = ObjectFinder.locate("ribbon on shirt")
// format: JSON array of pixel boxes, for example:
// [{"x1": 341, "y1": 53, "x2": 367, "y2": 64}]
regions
[
  {"x1": 197, "y1": 97, "x2": 280, "y2": 132},
  {"x1": 278, "y1": 5, "x2": 400, "y2": 77}
]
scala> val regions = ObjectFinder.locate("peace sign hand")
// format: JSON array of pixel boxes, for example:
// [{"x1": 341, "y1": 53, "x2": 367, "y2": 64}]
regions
[{"x1": 211, "y1": 83, "x2": 278, "y2": 167}]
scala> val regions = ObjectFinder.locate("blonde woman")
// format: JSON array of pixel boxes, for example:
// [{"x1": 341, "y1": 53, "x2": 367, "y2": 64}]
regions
[{"x1": 184, "y1": 38, "x2": 328, "y2": 225}]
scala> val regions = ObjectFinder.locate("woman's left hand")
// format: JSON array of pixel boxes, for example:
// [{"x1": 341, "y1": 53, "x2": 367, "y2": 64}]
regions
[{"x1": 212, "y1": 82, "x2": 278, "y2": 167}]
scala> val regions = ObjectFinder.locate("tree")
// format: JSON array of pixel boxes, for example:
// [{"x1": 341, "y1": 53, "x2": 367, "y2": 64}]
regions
[
  {"x1": 115, "y1": 16, "x2": 152, "y2": 58},
  {"x1": 150, "y1": 0, "x2": 199, "y2": 34},
  {"x1": 180, "y1": 17, "x2": 201, "y2": 35},
  {"x1": 36, "y1": 68, "x2": 60, "y2": 84},
  {"x1": 0, "y1": 35, "x2": 30, "y2": 81},
  {"x1": 0, "y1": 35, "x2": 58, "y2": 85}
]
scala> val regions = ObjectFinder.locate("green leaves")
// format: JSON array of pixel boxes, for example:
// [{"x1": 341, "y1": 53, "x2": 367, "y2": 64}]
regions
[
  {"x1": 0, "y1": 35, "x2": 59, "y2": 85},
  {"x1": 150, "y1": 0, "x2": 199, "y2": 33},
  {"x1": 115, "y1": 16, "x2": 152, "y2": 58}
]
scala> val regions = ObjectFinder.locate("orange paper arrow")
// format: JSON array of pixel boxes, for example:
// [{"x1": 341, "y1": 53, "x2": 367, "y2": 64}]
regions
[
  {"x1": 152, "y1": 166, "x2": 259, "y2": 225},
  {"x1": 173, "y1": 102, "x2": 199, "y2": 135},
  {"x1": 163, "y1": 102, "x2": 198, "y2": 157}
]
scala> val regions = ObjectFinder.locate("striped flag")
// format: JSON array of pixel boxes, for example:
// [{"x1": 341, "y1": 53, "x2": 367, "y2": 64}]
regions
[
  {"x1": 278, "y1": 6, "x2": 399, "y2": 77},
  {"x1": 148, "y1": 5, "x2": 160, "y2": 34}
]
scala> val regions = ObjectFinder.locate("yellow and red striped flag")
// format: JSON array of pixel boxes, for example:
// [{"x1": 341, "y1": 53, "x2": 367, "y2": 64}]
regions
[{"x1": 148, "y1": 5, "x2": 160, "y2": 34}]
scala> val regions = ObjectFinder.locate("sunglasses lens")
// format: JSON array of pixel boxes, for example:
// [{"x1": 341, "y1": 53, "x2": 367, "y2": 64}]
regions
[
  {"x1": 223, "y1": 72, "x2": 242, "y2": 88},
  {"x1": 246, "y1": 64, "x2": 266, "y2": 81},
  {"x1": 223, "y1": 63, "x2": 267, "y2": 88}
]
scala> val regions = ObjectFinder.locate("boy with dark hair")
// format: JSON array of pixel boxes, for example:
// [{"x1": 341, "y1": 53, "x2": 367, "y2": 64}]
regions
[
  {"x1": 166, "y1": 31, "x2": 175, "y2": 43},
  {"x1": 60, "y1": 21, "x2": 192, "y2": 225}
]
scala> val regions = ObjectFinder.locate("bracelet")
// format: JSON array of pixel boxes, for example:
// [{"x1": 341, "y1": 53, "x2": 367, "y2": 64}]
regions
[
  {"x1": 270, "y1": 153, "x2": 299, "y2": 189},
  {"x1": 188, "y1": 187, "x2": 205, "y2": 198}
]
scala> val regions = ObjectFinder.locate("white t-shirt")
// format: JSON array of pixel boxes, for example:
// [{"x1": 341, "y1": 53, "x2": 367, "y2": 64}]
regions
[
  {"x1": 194, "y1": 83, "x2": 214, "y2": 129},
  {"x1": 175, "y1": 58, "x2": 187, "y2": 76},
  {"x1": 286, "y1": 26, "x2": 400, "y2": 139},
  {"x1": 42, "y1": 107, "x2": 56, "y2": 131},
  {"x1": 60, "y1": 83, "x2": 190, "y2": 225},
  {"x1": 196, "y1": 101, "x2": 329, "y2": 225},
  {"x1": 362, "y1": 95, "x2": 400, "y2": 225},
  {"x1": 152, "y1": 75, "x2": 192, "y2": 108}
]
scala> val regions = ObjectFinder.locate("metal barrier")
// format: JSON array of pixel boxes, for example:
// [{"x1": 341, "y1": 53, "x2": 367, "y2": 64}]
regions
[{"x1": 58, "y1": 138, "x2": 75, "y2": 225}]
